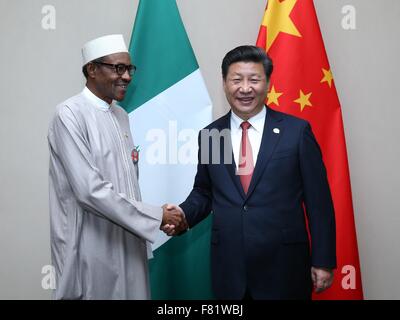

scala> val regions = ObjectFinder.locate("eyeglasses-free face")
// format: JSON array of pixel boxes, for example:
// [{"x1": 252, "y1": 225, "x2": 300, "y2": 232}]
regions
[{"x1": 223, "y1": 61, "x2": 269, "y2": 120}]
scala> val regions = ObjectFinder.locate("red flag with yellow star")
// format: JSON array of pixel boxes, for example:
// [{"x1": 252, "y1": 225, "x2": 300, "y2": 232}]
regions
[{"x1": 257, "y1": 0, "x2": 363, "y2": 299}]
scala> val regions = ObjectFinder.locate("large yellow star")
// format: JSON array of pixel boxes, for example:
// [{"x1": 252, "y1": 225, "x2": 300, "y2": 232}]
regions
[
  {"x1": 267, "y1": 85, "x2": 283, "y2": 106},
  {"x1": 321, "y1": 68, "x2": 334, "y2": 87},
  {"x1": 261, "y1": 0, "x2": 302, "y2": 51},
  {"x1": 294, "y1": 90, "x2": 312, "y2": 112}
]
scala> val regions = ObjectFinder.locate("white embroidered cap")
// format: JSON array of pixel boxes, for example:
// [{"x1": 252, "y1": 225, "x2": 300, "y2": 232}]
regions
[{"x1": 82, "y1": 34, "x2": 128, "y2": 66}]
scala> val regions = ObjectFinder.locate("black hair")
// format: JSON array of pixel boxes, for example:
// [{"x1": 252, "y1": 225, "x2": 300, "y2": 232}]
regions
[{"x1": 221, "y1": 45, "x2": 273, "y2": 80}]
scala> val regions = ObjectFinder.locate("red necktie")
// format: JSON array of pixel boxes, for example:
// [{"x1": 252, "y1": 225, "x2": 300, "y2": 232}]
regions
[{"x1": 238, "y1": 121, "x2": 254, "y2": 194}]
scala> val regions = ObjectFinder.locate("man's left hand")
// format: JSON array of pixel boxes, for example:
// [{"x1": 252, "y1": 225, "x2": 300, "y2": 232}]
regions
[{"x1": 311, "y1": 267, "x2": 334, "y2": 293}]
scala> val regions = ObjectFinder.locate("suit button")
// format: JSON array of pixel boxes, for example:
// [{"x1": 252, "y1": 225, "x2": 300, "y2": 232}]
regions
[{"x1": 243, "y1": 205, "x2": 248, "y2": 212}]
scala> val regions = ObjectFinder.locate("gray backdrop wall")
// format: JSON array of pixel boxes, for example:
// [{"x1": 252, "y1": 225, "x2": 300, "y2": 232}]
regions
[{"x1": 0, "y1": 0, "x2": 399, "y2": 299}]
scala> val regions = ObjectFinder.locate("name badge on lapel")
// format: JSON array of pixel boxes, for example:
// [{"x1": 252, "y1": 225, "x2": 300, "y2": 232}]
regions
[{"x1": 132, "y1": 145, "x2": 140, "y2": 164}]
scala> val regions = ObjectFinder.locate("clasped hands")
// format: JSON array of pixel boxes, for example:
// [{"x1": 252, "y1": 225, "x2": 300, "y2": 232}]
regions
[{"x1": 161, "y1": 204, "x2": 188, "y2": 236}]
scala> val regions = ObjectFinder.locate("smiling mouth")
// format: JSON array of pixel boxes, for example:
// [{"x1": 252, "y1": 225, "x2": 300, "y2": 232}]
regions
[
  {"x1": 237, "y1": 97, "x2": 254, "y2": 105},
  {"x1": 115, "y1": 84, "x2": 129, "y2": 94}
]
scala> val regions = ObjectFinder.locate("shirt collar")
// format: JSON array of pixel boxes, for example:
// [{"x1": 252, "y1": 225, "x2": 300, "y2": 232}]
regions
[
  {"x1": 231, "y1": 106, "x2": 267, "y2": 132},
  {"x1": 82, "y1": 86, "x2": 111, "y2": 111}
]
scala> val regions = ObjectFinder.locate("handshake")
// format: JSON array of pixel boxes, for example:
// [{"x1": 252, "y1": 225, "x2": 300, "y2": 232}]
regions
[{"x1": 161, "y1": 204, "x2": 188, "y2": 236}]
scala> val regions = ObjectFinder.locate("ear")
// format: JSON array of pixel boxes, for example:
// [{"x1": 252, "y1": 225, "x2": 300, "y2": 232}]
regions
[
  {"x1": 264, "y1": 80, "x2": 270, "y2": 100},
  {"x1": 222, "y1": 77, "x2": 227, "y2": 90},
  {"x1": 86, "y1": 63, "x2": 97, "y2": 79}
]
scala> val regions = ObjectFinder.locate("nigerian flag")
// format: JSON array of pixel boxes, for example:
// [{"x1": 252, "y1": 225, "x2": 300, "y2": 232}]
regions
[{"x1": 120, "y1": 0, "x2": 214, "y2": 299}]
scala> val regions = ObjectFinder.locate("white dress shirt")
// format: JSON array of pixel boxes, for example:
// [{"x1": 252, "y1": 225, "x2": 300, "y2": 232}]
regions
[{"x1": 230, "y1": 106, "x2": 267, "y2": 169}]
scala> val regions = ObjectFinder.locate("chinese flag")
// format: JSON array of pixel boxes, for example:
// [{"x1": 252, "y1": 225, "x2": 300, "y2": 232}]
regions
[{"x1": 257, "y1": 0, "x2": 363, "y2": 299}]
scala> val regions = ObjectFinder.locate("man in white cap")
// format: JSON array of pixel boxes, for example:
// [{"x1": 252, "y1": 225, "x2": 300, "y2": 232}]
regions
[{"x1": 47, "y1": 34, "x2": 186, "y2": 299}]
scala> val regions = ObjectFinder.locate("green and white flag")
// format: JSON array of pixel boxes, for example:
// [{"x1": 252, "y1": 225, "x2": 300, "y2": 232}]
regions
[{"x1": 120, "y1": 0, "x2": 214, "y2": 299}]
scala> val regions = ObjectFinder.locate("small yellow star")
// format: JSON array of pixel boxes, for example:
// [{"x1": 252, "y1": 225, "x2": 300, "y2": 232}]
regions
[
  {"x1": 261, "y1": 0, "x2": 301, "y2": 51},
  {"x1": 267, "y1": 85, "x2": 283, "y2": 106},
  {"x1": 321, "y1": 68, "x2": 334, "y2": 88},
  {"x1": 294, "y1": 90, "x2": 312, "y2": 112}
]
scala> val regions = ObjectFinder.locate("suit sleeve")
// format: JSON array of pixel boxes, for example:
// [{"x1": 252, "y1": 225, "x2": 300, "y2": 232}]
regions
[
  {"x1": 299, "y1": 123, "x2": 337, "y2": 269},
  {"x1": 48, "y1": 106, "x2": 162, "y2": 243},
  {"x1": 180, "y1": 131, "x2": 213, "y2": 227}
]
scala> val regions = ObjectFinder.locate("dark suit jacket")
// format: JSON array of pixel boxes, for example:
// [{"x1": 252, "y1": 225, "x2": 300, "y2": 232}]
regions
[{"x1": 180, "y1": 107, "x2": 336, "y2": 299}]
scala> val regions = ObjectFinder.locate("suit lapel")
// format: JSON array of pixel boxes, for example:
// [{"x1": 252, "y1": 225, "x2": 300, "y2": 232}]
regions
[
  {"x1": 246, "y1": 107, "x2": 284, "y2": 199},
  {"x1": 217, "y1": 112, "x2": 247, "y2": 199}
]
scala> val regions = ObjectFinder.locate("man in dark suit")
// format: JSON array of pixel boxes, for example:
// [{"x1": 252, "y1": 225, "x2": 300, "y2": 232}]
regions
[{"x1": 163, "y1": 45, "x2": 336, "y2": 300}]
